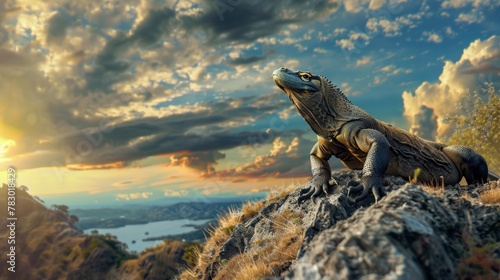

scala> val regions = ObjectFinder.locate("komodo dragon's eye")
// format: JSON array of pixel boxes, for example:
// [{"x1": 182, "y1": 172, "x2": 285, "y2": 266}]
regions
[{"x1": 299, "y1": 72, "x2": 312, "y2": 82}]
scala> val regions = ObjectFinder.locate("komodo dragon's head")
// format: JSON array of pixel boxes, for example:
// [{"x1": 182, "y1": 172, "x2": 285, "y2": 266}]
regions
[{"x1": 273, "y1": 67, "x2": 365, "y2": 138}]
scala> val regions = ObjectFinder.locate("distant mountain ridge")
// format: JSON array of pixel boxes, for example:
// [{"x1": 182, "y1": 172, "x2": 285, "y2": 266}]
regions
[{"x1": 73, "y1": 201, "x2": 249, "y2": 230}]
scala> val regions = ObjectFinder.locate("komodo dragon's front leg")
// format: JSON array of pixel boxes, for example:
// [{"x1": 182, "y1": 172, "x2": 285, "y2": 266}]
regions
[
  {"x1": 345, "y1": 128, "x2": 391, "y2": 203},
  {"x1": 297, "y1": 148, "x2": 335, "y2": 204}
]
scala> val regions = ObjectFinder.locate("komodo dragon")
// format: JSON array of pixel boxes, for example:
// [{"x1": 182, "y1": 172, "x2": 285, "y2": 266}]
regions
[{"x1": 272, "y1": 67, "x2": 499, "y2": 204}]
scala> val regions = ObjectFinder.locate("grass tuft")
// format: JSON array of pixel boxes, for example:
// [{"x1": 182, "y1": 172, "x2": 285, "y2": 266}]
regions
[
  {"x1": 241, "y1": 201, "x2": 265, "y2": 220},
  {"x1": 267, "y1": 184, "x2": 296, "y2": 203},
  {"x1": 421, "y1": 176, "x2": 446, "y2": 196},
  {"x1": 479, "y1": 188, "x2": 500, "y2": 204}
]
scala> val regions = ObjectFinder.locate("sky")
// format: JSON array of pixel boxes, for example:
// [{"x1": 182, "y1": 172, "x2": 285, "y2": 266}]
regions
[{"x1": 0, "y1": 0, "x2": 499, "y2": 208}]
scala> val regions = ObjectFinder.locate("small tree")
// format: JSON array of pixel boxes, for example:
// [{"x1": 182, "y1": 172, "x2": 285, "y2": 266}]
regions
[
  {"x1": 69, "y1": 215, "x2": 79, "y2": 225},
  {"x1": 444, "y1": 84, "x2": 500, "y2": 173}
]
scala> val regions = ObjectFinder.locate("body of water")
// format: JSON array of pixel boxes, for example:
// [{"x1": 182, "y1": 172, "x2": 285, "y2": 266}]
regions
[{"x1": 84, "y1": 219, "x2": 211, "y2": 253}]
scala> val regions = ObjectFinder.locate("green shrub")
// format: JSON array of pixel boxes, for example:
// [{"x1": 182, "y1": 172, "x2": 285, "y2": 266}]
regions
[{"x1": 445, "y1": 84, "x2": 500, "y2": 173}]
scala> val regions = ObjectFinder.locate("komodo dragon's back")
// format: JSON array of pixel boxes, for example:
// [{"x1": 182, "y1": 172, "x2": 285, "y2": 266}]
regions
[{"x1": 377, "y1": 121, "x2": 458, "y2": 183}]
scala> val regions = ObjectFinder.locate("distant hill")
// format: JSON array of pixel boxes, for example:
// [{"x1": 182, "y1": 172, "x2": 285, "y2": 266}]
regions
[
  {"x1": 0, "y1": 184, "x2": 201, "y2": 279},
  {"x1": 72, "y1": 201, "x2": 245, "y2": 230}
]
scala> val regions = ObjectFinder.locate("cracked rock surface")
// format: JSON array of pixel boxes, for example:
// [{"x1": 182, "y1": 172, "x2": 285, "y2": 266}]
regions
[{"x1": 203, "y1": 170, "x2": 500, "y2": 280}]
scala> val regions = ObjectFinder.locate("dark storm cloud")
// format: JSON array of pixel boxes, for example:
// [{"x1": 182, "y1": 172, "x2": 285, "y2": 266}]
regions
[
  {"x1": 130, "y1": 8, "x2": 176, "y2": 46},
  {"x1": 64, "y1": 127, "x2": 304, "y2": 167},
  {"x1": 168, "y1": 151, "x2": 226, "y2": 173},
  {"x1": 85, "y1": 7, "x2": 177, "y2": 92},
  {"x1": 84, "y1": 1, "x2": 338, "y2": 93},
  {"x1": 40, "y1": 95, "x2": 296, "y2": 167},
  {"x1": 183, "y1": 0, "x2": 339, "y2": 44},
  {"x1": 227, "y1": 50, "x2": 276, "y2": 66},
  {"x1": 46, "y1": 11, "x2": 76, "y2": 44}
]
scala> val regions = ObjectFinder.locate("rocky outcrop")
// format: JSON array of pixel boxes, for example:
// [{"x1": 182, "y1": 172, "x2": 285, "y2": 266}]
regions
[{"x1": 195, "y1": 170, "x2": 500, "y2": 280}]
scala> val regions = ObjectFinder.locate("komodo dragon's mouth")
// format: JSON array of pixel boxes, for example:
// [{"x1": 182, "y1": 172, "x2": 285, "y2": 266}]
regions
[{"x1": 273, "y1": 76, "x2": 286, "y2": 92}]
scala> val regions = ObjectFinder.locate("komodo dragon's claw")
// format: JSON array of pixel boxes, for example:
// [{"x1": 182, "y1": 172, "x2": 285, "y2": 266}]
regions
[
  {"x1": 297, "y1": 179, "x2": 336, "y2": 205},
  {"x1": 347, "y1": 176, "x2": 386, "y2": 204}
]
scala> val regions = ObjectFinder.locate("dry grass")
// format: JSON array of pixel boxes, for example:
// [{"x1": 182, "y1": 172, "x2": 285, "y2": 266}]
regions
[
  {"x1": 421, "y1": 176, "x2": 446, "y2": 196},
  {"x1": 182, "y1": 184, "x2": 301, "y2": 280},
  {"x1": 215, "y1": 253, "x2": 274, "y2": 280},
  {"x1": 267, "y1": 184, "x2": 296, "y2": 203},
  {"x1": 479, "y1": 188, "x2": 500, "y2": 204},
  {"x1": 241, "y1": 201, "x2": 266, "y2": 220},
  {"x1": 179, "y1": 267, "x2": 200, "y2": 280},
  {"x1": 194, "y1": 208, "x2": 242, "y2": 275},
  {"x1": 213, "y1": 209, "x2": 304, "y2": 280},
  {"x1": 241, "y1": 184, "x2": 297, "y2": 220}
]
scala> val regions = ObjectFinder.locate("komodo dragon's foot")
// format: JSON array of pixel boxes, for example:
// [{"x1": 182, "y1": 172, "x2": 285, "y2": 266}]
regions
[
  {"x1": 347, "y1": 175, "x2": 386, "y2": 205},
  {"x1": 297, "y1": 178, "x2": 337, "y2": 205}
]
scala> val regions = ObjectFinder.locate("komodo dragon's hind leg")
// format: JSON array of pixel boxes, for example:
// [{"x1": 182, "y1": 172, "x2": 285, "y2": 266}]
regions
[{"x1": 442, "y1": 145, "x2": 489, "y2": 184}]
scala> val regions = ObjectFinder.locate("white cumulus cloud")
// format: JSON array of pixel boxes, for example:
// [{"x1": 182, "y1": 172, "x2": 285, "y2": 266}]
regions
[{"x1": 402, "y1": 35, "x2": 500, "y2": 139}]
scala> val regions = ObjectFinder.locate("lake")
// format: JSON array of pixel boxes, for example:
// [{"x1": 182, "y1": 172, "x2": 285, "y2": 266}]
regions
[{"x1": 84, "y1": 219, "x2": 211, "y2": 253}]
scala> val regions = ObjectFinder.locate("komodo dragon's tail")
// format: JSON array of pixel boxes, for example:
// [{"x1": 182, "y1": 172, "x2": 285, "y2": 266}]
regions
[{"x1": 489, "y1": 171, "x2": 500, "y2": 181}]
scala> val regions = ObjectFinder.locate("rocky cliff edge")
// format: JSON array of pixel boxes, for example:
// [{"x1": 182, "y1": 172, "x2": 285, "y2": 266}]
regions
[{"x1": 182, "y1": 170, "x2": 500, "y2": 280}]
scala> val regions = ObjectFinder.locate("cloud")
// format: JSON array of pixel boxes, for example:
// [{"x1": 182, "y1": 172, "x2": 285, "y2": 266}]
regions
[
  {"x1": 337, "y1": 3, "x2": 433, "y2": 52},
  {"x1": 335, "y1": 30, "x2": 370, "y2": 50},
  {"x1": 183, "y1": 1, "x2": 339, "y2": 44},
  {"x1": 445, "y1": 26, "x2": 456, "y2": 37},
  {"x1": 343, "y1": 0, "x2": 400, "y2": 13},
  {"x1": 423, "y1": 31, "x2": 442, "y2": 43},
  {"x1": 441, "y1": 0, "x2": 495, "y2": 9},
  {"x1": 164, "y1": 189, "x2": 189, "y2": 197},
  {"x1": 380, "y1": 65, "x2": 395, "y2": 72},
  {"x1": 167, "y1": 151, "x2": 226, "y2": 175},
  {"x1": 3, "y1": 0, "x2": 325, "y2": 185},
  {"x1": 402, "y1": 35, "x2": 500, "y2": 139},
  {"x1": 365, "y1": 7, "x2": 424, "y2": 37},
  {"x1": 408, "y1": 106, "x2": 438, "y2": 140},
  {"x1": 340, "y1": 82, "x2": 361, "y2": 96},
  {"x1": 278, "y1": 106, "x2": 296, "y2": 120},
  {"x1": 456, "y1": 10, "x2": 484, "y2": 24},
  {"x1": 356, "y1": 56, "x2": 372, "y2": 66},
  {"x1": 440, "y1": 0, "x2": 500, "y2": 24},
  {"x1": 116, "y1": 191, "x2": 153, "y2": 200},
  {"x1": 313, "y1": 47, "x2": 329, "y2": 54},
  {"x1": 45, "y1": 10, "x2": 78, "y2": 47},
  {"x1": 0, "y1": 0, "x2": 342, "y2": 173},
  {"x1": 226, "y1": 51, "x2": 275, "y2": 66},
  {"x1": 0, "y1": 49, "x2": 31, "y2": 69},
  {"x1": 0, "y1": 94, "x2": 297, "y2": 171},
  {"x1": 206, "y1": 136, "x2": 312, "y2": 178},
  {"x1": 379, "y1": 64, "x2": 412, "y2": 76}
]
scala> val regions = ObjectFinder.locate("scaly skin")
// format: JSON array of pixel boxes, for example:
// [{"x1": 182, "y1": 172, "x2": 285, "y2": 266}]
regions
[{"x1": 272, "y1": 67, "x2": 498, "y2": 204}]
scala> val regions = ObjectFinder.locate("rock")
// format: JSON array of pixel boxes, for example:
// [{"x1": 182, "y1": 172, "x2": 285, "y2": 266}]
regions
[{"x1": 195, "y1": 170, "x2": 500, "y2": 280}]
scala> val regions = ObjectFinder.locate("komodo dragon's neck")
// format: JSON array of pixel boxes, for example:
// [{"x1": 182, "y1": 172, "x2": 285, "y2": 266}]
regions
[{"x1": 318, "y1": 76, "x2": 371, "y2": 135}]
